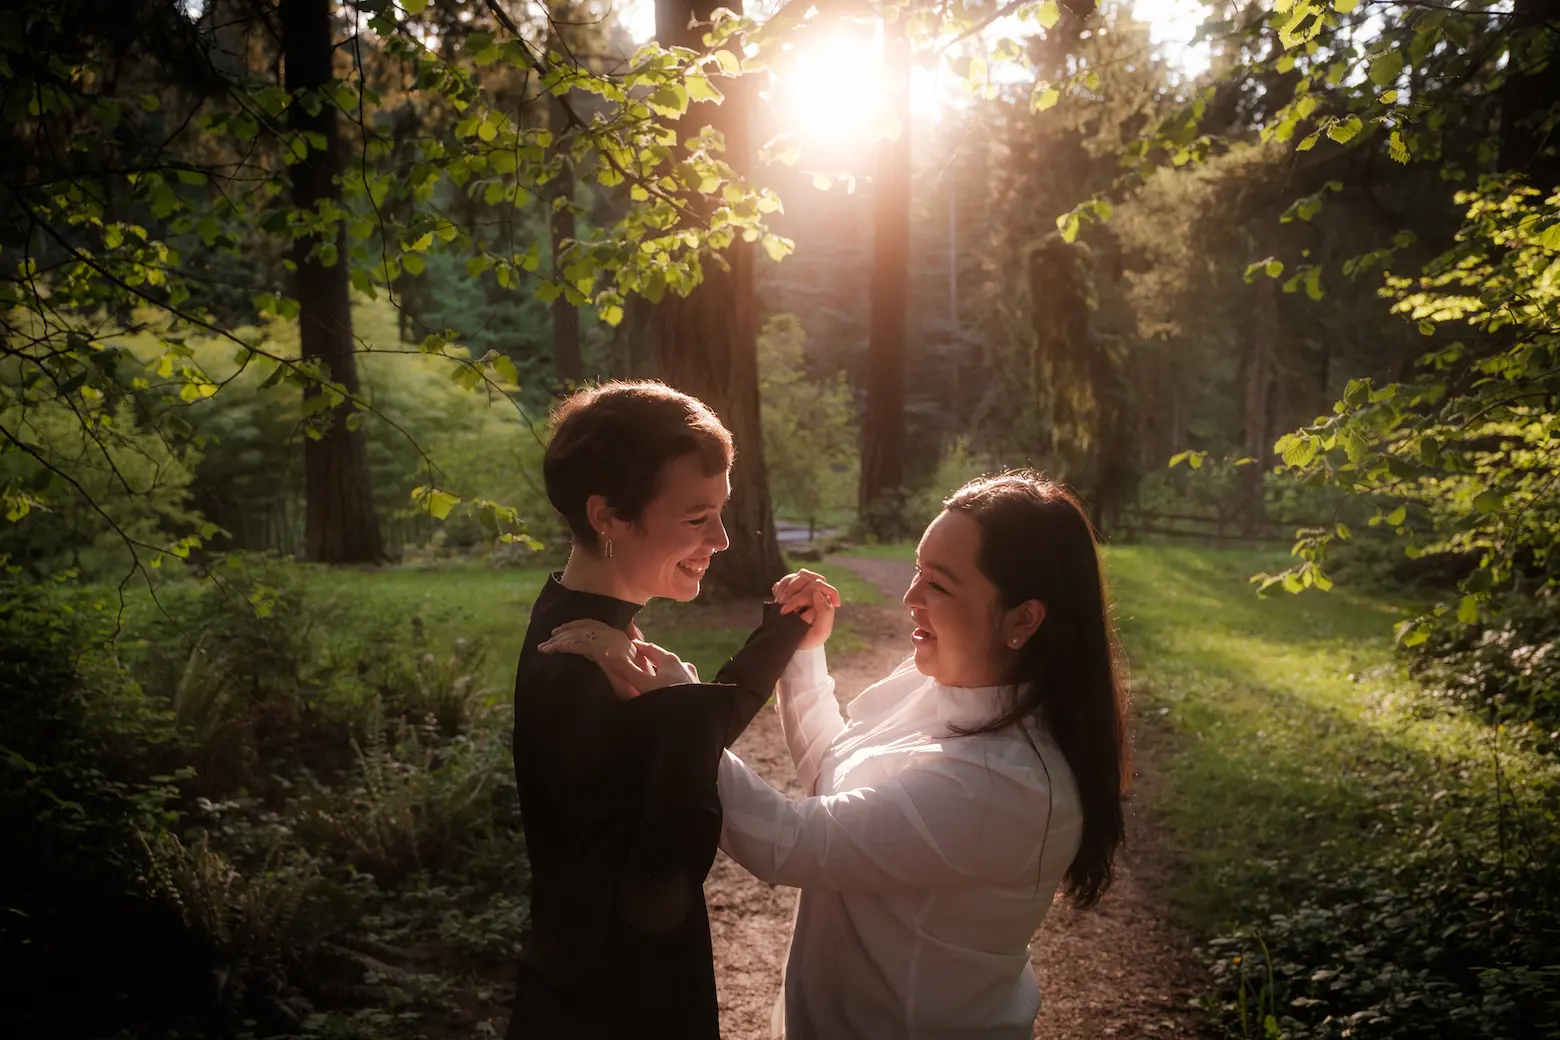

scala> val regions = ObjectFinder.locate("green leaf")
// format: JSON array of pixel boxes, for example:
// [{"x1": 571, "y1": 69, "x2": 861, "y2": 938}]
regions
[
  {"x1": 414, "y1": 486, "x2": 459, "y2": 520},
  {"x1": 1280, "y1": 435, "x2": 1318, "y2": 468},
  {"x1": 1244, "y1": 257, "x2": 1283, "y2": 282},
  {"x1": 1057, "y1": 211, "x2": 1080, "y2": 243},
  {"x1": 1386, "y1": 505, "x2": 1407, "y2": 526},
  {"x1": 647, "y1": 83, "x2": 689, "y2": 117},
  {"x1": 1473, "y1": 489, "x2": 1504, "y2": 513},
  {"x1": 1304, "y1": 266, "x2": 1325, "y2": 301},
  {"x1": 1333, "y1": 0, "x2": 1359, "y2": 11},
  {"x1": 1341, "y1": 426, "x2": 1370, "y2": 462},
  {"x1": 714, "y1": 49, "x2": 742, "y2": 75},
  {"x1": 1034, "y1": 0, "x2": 1061, "y2": 29},
  {"x1": 685, "y1": 73, "x2": 724, "y2": 103},
  {"x1": 1031, "y1": 86, "x2": 1060, "y2": 113},
  {"x1": 1369, "y1": 50, "x2": 1404, "y2": 88},
  {"x1": 140, "y1": 93, "x2": 160, "y2": 112},
  {"x1": 403, "y1": 0, "x2": 430, "y2": 13},
  {"x1": 763, "y1": 235, "x2": 794, "y2": 262},
  {"x1": 1327, "y1": 116, "x2": 1363, "y2": 143},
  {"x1": 1456, "y1": 594, "x2": 1479, "y2": 625}
]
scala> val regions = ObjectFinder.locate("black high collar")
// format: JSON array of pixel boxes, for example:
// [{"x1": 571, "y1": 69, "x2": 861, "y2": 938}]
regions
[{"x1": 536, "y1": 572, "x2": 643, "y2": 632}]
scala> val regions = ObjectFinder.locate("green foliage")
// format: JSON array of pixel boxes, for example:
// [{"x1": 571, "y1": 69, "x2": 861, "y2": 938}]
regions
[
  {"x1": 71, "y1": 298, "x2": 559, "y2": 561},
  {"x1": 0, "y1": 396, "x2": 205, "y2": 578},
  {"x1": 758, "y1": 313, "x2": 858, "y2": 524},
  {"x1": 3, "y1": 0, "x2": 792, "y2": 578},
  {"x1": 0, "y1": 574, "x2": 221, "y2": 1035},
  {"x1": 1, "y1": 562, "x2": 530, "y2": 1038},
  {"x1": 1108, "y1": 546, "x2": 1560, "y2": 1040},
  {"x1": 1263, "y1": 183, "x2": 1560, "y2": 673}
]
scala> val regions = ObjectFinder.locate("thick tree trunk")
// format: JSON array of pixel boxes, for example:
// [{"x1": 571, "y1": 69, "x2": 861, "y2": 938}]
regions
[
  {"x1": 280, "y1": 0, "x2": 384, "y2": 564},
  {"x1": 858, "y1": 23, "x2": 912, "y2": 539},
  {"x1": 655, "y1": 0, "x2": 785, "y2": 598},
  {"x1": 1498, "y1": 0, "x2": 1560, "y2": 191},
  {"x1": 1240, "y1": 276, "x2": 1276, "y2": 533},
  {"x1": 548, "y1": 14, "x2": 583, "y2": 384}
]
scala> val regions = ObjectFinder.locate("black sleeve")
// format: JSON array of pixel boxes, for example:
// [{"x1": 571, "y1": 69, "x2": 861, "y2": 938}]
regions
[
  {"x1": 617, "y1": 685, "x2": 728, "y2": 936},
  {"x1": 713, "y1": 602, "x2": 811, "y2": 747}
]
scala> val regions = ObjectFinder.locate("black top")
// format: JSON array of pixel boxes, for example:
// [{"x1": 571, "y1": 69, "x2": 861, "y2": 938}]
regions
[{"x1": 505, "y1": 574, "x2": 809, "y2": 1040}]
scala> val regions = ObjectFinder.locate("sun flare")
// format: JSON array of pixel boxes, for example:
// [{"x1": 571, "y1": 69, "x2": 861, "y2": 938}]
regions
[{"x1": 772, "y1": 32, "x2": 891, "y2": 149}]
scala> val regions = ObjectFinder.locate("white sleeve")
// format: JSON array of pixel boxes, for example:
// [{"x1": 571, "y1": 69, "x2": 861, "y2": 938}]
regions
[
  {"x1": 774, "y1": 646, "x2": 845, "y2": 795},
  {"x1": 717, "y1": 749, "x2": 1050, "y2": 890}
]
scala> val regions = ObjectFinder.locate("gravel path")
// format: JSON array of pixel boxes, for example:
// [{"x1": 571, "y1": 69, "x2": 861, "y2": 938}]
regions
[{"x1": 705, "y1": 556, "x2": 1208, "y2": 1040}]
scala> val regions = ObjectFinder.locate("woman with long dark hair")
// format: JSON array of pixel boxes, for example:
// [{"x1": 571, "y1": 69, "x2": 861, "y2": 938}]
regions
[
  {"x1": 714, "y1": 470, "x2": 1129, "y2": 1037},
  {"x1": 550, "y1": 469, "x2": 1129, "y2": 1037}
]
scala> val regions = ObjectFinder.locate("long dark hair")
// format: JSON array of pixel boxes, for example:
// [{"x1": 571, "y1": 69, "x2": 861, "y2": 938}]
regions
[{"x1": 943, "y1": 470, "x2": 1129, "y2": 909}]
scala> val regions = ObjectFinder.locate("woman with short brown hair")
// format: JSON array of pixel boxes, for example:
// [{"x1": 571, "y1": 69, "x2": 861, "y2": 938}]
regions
[{"x1": 504, "y1": 381, "x2": 821, "y2": 1039}]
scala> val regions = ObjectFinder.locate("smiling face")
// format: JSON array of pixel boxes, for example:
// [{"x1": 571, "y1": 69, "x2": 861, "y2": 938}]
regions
[
  {"x1": 594, "y1": 452, "x2": 731, "y2": 603},
  {"x1": 903, "y1": 509, "x2": 1046, "y2": 687}
]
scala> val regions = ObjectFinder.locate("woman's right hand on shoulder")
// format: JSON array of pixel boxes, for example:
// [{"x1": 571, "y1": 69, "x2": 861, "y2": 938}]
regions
[
  {"x1": 772, "y1": 569, "x2": 841, "y2": 652},
  {"x1": 539, "y1": 619, "x2": 698, "y2": 700}
]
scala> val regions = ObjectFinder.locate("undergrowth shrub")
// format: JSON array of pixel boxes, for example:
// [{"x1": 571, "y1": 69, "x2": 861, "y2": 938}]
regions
[
  {"x1": 0, "y1": 575, "x2": 220, "y2": 1036},
  {"x1": 3, "y1": 565, "x2": 527, "y2": 1039},
  {"x1": 1206, "y1": 724, "x2": 1560, "y2": 1040},
  {"x1": 1407, "y1": 584, "x2": 1560, "y2": 740}
]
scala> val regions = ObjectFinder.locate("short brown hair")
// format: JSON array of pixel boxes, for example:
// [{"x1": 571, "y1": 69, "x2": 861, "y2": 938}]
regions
[{"x1": 543, "y1": 381, "x2": 734, "y2": 550}]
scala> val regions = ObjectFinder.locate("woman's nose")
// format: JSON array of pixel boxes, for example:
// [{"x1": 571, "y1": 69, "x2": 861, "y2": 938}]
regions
[
  {"x1": 709, "y1": 515, "x2": 731, "y2": 553},
  {"x1": 903, "y1": 576, "x2": 923, "y2": 609}
]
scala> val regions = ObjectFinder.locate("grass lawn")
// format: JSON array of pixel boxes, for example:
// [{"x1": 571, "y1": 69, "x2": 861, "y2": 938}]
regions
[
  {"x1": 832, "y1": 542, "x2": 1548, "y2": 935},
  {"x1": 307, "y1": 551, "x2": 891, "y2": 696}
]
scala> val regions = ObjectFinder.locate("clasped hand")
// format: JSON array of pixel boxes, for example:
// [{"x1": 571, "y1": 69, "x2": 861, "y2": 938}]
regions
[{"x1": 539, "y1": 569, "x2": 841, "y2": 700}]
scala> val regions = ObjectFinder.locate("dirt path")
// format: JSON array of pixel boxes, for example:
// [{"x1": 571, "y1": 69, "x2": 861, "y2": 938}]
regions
[{"x1": 705, "y1": 557, "x2": 1207, "y2": 1040}]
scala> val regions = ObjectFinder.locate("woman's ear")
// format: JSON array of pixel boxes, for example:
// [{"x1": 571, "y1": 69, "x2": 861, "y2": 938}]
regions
[
  {"x1": 584, "y1": 494, "x2": 617, "y2": 538},
  {"x1": 1002, "y1": 599, "x2": 1047, "y2": 650}
]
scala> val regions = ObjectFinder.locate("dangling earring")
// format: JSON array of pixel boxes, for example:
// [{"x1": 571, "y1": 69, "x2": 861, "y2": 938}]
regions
[{"x1": 603, "y1": 534, "x2": 614, "y2": 560}]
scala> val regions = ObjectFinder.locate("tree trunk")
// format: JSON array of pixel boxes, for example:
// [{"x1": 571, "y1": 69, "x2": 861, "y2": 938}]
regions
[
  {"x1": 548, "y1": 12, "x2": 583, "y2": 384},
  {"x1": 280, "y1": 0, "x2": 384, "y2": 564},
  {"x1": 655, "y1": 0, "x2": 786, "y2": 598},
  {"x1": 1240, "y1": 276, "x2": 1276, "y2": 533},
  {"x1": 1498, "y1": 0, "x2": 1560, "y2": 191},
  {"x1": 858, "y1": 22, "x2": 912, "y2": 539}
]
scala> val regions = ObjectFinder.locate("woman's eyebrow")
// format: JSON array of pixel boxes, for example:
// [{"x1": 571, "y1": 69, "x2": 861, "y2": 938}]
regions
[{"x1": 920, "y1": 558, "x2": 961, "y2": 585}]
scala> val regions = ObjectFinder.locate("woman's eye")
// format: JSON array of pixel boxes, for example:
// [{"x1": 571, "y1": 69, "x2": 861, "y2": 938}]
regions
[{"x1": 688, "y1": 516, "x2": 708, "y2": 527}]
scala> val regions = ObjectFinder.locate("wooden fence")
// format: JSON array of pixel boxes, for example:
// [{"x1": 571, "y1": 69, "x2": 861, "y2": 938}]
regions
[{"x1": 1105, "y1": 510, "x2": 1330, "y2": 547}]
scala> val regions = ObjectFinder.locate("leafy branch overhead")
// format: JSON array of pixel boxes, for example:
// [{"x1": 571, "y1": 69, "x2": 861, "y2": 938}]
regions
[{"x1": 2, "y1": 0, "x2": 789, "y2": 567}]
